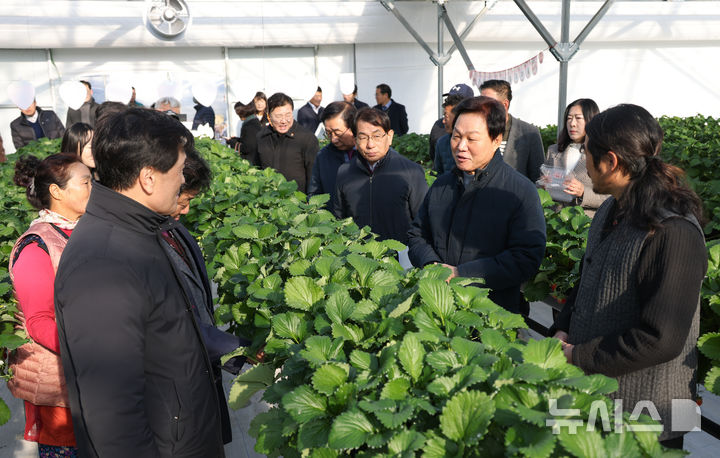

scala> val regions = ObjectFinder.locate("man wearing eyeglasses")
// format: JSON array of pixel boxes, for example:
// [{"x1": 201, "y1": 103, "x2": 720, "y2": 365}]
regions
[
  {"x1": 256, "y1": 92, "x2": 319, "y2": 193},
  {"x1": 307, "y1": 101, "x2": 357, "y2": 207},
  {"x1": 332, "y1": 108, "x2": 427, "y2": 244}
]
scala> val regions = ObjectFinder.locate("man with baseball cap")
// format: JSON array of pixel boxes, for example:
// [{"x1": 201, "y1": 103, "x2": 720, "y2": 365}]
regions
[{"x1": 429, "y1": 84, "x2": 474, "y2": 160}]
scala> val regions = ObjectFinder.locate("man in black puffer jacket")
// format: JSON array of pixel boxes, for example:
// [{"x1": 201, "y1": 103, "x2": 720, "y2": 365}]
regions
[
  {"x1": 256, "y1": 92, "x2": 319, "y2": 194},
  {"x1": 55, "y1": 108, "x2": 226, "y2": 457},
  {"x1": 408, "y1": 96, "x2": 546, "y2": 315},
  {"x1": 332, "y1": 108, "x2": 427, "y2": 244}
]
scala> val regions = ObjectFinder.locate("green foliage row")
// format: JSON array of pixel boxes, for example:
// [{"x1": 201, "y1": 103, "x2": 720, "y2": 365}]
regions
[{"x1": 187, "y1": 139, "x2": 668, "y2": 456}]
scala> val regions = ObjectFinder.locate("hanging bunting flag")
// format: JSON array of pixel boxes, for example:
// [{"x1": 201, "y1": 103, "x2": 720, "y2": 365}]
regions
[{"x1": 469, "y1": 50, "x2": 547, "y2": 90}]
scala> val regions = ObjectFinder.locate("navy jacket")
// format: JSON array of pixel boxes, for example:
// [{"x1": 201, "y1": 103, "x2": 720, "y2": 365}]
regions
[
  {"x1": 373, "y1": 100, "x2": 409, "y2": 136},
  {"x1": 428, "y1": 117, "x2": 445, "y2": 160},
  {"x1": 408, "y1": 150, "x2": 546, "y2": 313},
  {"x1": 433, "y1": 134, "x2": 455, "y2": 175},
  {"x1": 353, "y1": 99, "x2": 370, "y2": 110},
  {"x1": 307, "y1": 142, "x2": 354, "y2": 206},
  {"x1": 297, "y1": 102, "x2": 323, "y2": 134},
  {"x1": 192, "y1": 104, "x2": 215, "y2": 130},
  {"x1": 332, "y1": 148, "x2": 427, "y2": 244}
]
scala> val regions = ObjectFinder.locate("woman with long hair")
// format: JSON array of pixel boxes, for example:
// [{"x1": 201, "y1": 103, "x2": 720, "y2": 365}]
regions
[
  {"x1": 8, "y1": 153, "x2": 92, "y2": 457},
  {"x1": 60, "y1": 122, "x2": 94, "y2": 171},
  {"x1": 253, "y1": 91, "x2": 268, "y2": 125},
  {"x1": 543, "y1": 98, "x2": 609, "y2": 215},
  {"x1": 553, "y1": 104, "x2": 706, "y2": 449}
]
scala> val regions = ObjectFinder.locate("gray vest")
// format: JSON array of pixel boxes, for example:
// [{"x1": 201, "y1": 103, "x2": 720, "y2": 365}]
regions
[{"x1": 569, "y1": 198, "x2": 702, "y2": 440}]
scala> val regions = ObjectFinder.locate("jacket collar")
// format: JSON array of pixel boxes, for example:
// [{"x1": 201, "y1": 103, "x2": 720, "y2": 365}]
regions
[
  {"x1": 452, "y1": 149, "x2": 504, "y2": 187},
  {"x1": 20, "y1": 106, "x2": 44, "y2": 122},
  {"x1": 261, "y1": 121, "x2": 299, "y2": 140},
  {"x1": 85, "y1": 182, "x2": 174, "y2": 234},
  {"x1": 325, "y1": 142, "x2": 354, "y2": 158},
  {"x1": 354, "y1": 147, "x2": 396, "y2": 175}
]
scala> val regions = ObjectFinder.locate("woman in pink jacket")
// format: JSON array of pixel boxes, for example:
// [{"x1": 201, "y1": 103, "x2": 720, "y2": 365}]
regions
[{"x1": 9, "y1": 153, "x2": 91, "y2": 457}]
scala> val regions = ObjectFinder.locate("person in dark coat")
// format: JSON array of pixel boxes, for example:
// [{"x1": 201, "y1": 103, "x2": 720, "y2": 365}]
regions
[
  {"x1": 11, "y1": 100, "x2": 65, "y2": 150},
  {"x1": 192, "y1": 98, "x2": 216, "y2": 130},
  {"x1": 169, "y1": 146, "x2": 250, "y2": 445},
  {"x1": 307, "y1": 101, "x2": 357, "y2": 207},
  {"x1": 342, "y1": 85, "x2": 369, "y2": 110},
  {"x1": 297, "y1": 86, "x2": 324, "y2": 134},
  {"x1": 429, "y1": 84, "x2": 474, "y2": 161},
  {"x1": 65, "y1": 80, "x2": 99, "y2": 128},
  {"x1": 256, "y1": 92, "x2": 319, "y2": 194},
  {"x1": 237, "y1": 102, "x2": 262, "y2": 166},
  {"x1": 552, "y1": 104, "x2": 707, "y2": 448},
  {"x1": 480, "y1": 79, "x2": 544, "y2": 182},
  {"x1": 433, "y1": 93, "x2": 468, "y2": 175},
  {"x1": 54, "y1": 108, "x2": 226, "y2": 457},
  {"x1": 373, "y1": 83, "x2": 408, "y2": 136},
  {"x1": 407, "y1": 96, "x2": 546, "y2": 315},
  {"x1": 333, "y1": 108, "x2": 427, "y2": 244}
]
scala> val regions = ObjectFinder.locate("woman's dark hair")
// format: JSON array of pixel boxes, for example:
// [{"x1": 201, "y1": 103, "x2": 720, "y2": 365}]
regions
[
  {"x1": 93, "y1": 107, "x2": 188, "y2": 191},
  {"x1": 267, "y1": 92, "x2": 294, "y2": 114},
  {"x1": 235, "y1": 101, "x2": 258, "y2": 119},
  {"x1": 451, "y1": 96, "x2": 506, "y2": 140},
  {"x1": 60, "y1": 122, "x2": 93, "y2": 157},
  {"x1": 352, "y1": 107, "x2": 391, "y2": 135},
  {"x1": 253, "y1": 91, "x2": 267, "y2": 110},
  {"x1": 181, "y1": 148, "x2": 212, "y2": 194},
  {"x1": 557, "y1": 98, "x2": 599, "y2": 152},
  {"x1": 321, "y1": 101, "x2": 356, "y2": 129},
  {"x1": 585, "y1": 104, "x2": 703, "y2": 230},
  {"x1": 14, "y1": 153, "x2": 82, "y2": 210}
]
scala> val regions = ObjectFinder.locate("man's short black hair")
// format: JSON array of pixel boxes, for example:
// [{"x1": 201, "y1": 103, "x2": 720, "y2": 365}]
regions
[
  {"x1": 376, "y1": 83, "x2": 391, "y2": 98},
  {"x1": 316, "y1": 86, "x2": 322, "y2": 93},
  {"x1": 80, "y1": 80, "x2": 91, "y2": 90},
  {"x1": 321, "y1": 101, "x2": 356, "y2": 129},
  {"x1": 353, "y1": 107, "x2": 391, "y2": 136},
  {"x1": 479, "y1": 79, "x2": 512, "y2": 103},
  {"x1": 267, "y1": 92, "x2": 294, "y2": 113},
  {"x1": 442, "y1": 94, "x2": 465, "y2": 108},
  {"x1": 93, "y1": 108, "x2": 188, "y2": 191}
]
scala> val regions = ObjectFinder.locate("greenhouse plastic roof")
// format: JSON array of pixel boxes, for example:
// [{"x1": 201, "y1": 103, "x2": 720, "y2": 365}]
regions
[{"x1": 0, "y1": 1, "x2": 719, "y2": 48}]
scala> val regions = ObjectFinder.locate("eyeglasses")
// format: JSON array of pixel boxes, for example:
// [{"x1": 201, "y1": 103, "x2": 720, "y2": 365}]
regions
[
  {"x1": 356, "y1": 132, "x2": 387, "y2": 143},
  {"x1": 325, "y1": 127, "x2": 349, "y2": 140},
  {"x1": 270, "y1": 113, "x2": 293, "y2": 122}
]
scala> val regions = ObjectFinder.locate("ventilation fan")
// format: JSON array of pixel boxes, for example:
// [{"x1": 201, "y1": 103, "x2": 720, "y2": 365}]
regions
[{"x1": 145, "y1": 0, "x2": 191, "y2": 40}]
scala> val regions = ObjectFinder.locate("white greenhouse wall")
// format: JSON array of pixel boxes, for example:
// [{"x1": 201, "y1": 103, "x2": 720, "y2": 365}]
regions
[{"x1": 1, "y1": 2, "x2": 720, "y2": 154}]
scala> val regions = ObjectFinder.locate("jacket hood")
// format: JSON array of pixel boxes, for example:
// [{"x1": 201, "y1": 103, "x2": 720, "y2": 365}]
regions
[{"x1": 84, "y1": 182, "x2": 175, "y2": 235}]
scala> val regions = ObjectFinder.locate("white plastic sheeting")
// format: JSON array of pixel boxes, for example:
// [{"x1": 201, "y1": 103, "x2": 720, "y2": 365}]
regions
[{"x1": 1, "y1": 1, "x2": 720, "y2": 48}]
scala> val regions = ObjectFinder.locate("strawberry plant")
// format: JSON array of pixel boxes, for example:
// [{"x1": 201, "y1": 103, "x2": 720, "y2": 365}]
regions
[
  {"x1": 393, "y1": 133, "x2": 432, "y2": 168},
  {"x1": 524, "y1": 190, "x2": 591, "y2": 303},
  {"x1": 187, "y1": 140, "x2": 668, "y2": 456}
]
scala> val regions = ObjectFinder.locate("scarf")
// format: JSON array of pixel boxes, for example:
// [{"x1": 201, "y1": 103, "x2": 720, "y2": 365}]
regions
[{"x1": 30, "y1": 209, "x2": 80, "y2": 230}]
